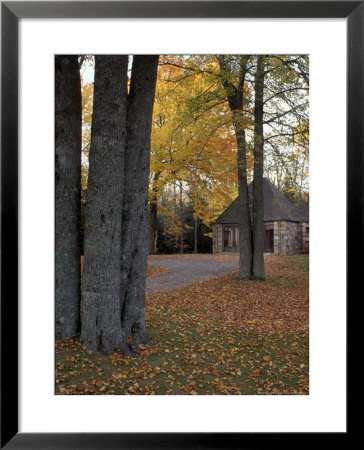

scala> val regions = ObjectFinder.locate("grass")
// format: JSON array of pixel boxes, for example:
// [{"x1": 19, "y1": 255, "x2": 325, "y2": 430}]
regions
[
  {"x1": 56, "y1": 254, "x2": 309, "y2": 395},
  {"x1": 285, "y1": 254, "x2": 309, "y2": 271}
]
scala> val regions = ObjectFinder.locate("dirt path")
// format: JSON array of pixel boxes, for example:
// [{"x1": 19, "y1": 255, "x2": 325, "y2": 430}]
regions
[{"x1": 146, "y1": 254, "x2": 239, "y2": 295}]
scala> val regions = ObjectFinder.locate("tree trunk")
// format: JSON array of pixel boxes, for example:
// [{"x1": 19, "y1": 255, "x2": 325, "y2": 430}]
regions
[
  {"x1": 234, "y1": 120, "x2": 252, "y2": 280},
  {"x1": 173, "y1": 183, "x2": 178, "y2": 252},
  {"x1": 55, "y1": 55, "x2": 81, "y2": 338},
  {"x1": 119, "y1": 55, "x2": 159, "y2": 354},
  {"x1": 218, "y1": 55, "x2": 252, "y2": 279},
  {"x1": 252, "y1": 56, "x2": 266, "y2": 280},
  {"x1": 148, "y1": 201, "x2": 158, "y2": 254},
  {"x1": 81, "y1": 56, "x2": 128, "y2": 354},
  {"x1": 148, "y1": 172, "x2": 160, "y2": 255},
  {"x1": 179, "y1": 182, "x2": 184, "y2": 254},
  {"x1": 194, "y1": 217, "x2": 198, "y2": 254}
]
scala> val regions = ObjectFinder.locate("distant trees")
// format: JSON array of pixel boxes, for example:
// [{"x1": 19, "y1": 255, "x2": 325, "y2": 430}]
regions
[
  {"x1": 217, "y1": 54, "x2": 308, "y2": 280},
  {"x1": 148, "y1": 56, "x2": 238, "y2": 254},
  {"x1": 144, "y1": 55, "x2": 308, "y2": 262},
  {"x1": 55, "y1": 55, "x2": 82, "y2": 338},
  {"x1": 263, "y1": 56, "x2": 309, "y2": 201},
  {"x1": 148, "y1": 172, "x2": 160, "y2": 254},
  {"x1": 152, "y1": 183, "x2": 213, "y2": 254}
]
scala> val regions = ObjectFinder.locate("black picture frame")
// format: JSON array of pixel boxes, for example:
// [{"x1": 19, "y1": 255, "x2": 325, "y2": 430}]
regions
[{"x1": 1, "y1": 1, "x2": 357, "y2": 448}]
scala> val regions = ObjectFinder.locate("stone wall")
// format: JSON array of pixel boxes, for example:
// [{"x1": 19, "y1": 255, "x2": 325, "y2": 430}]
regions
[
  {"x1": 301, "y1": 221, "x2": 309, "y2": 252},
  {"x1": 273, "y1": 221, "x2": 283, "y2": 254},
  {"x1": 273, "y1": 221, "x2": 301, "y2": 255},
  {"x1": 213, "y1": 224, "x2": 223, "y2": 253},
  {"x1": 285, "y1": 221, "x2": 301, "y2": 254},
  {"x1": 214, "y1": 220, "x2": 307, "y2": 255}
]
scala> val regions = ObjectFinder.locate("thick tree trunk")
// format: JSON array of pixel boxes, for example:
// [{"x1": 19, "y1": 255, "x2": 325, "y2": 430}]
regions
[
  {"x1": 119, "y1": 55, "x2": 159, "y2": 354},
  {"x1": 81, "y1": 56, "x2": 128, "y2": 354},
  {"x1": 252, "y1": 56, "x2": 266, "y2": 280},
  {"x1": 55, "y1": 56, "x2": 81, "y2": 338}
]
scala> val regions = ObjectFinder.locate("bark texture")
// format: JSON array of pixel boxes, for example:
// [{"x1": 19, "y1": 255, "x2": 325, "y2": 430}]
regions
[
  {"x1": 252, "y1": 56, "x2": 266, "y2": 280},
  {"x1": 179, "y1": 182, "x2": 184, "y2": 254},
  {"x1": 194, "y1": 218, "x2": 198, "y2": 254},
  {"x1": 235, "y1": 121, "x2": 252, "y2": 280},
  {"x1": 148, "y1": 172, "x2": 160, "y2": 255},
  {"x1": 148, "y1": 201, "x2": 158, "y2": 254},
  {"x1": 55, "y1": 55, "x2": 81, "y2": 338},
  {"x1": 81, "y1": 56, "x2": 128, "y2": 354},
  {"x1": 119, "y1": 55, "x2": 159, "y2": 354},
  {"x1": 218, "y1": 56, "x2": 252, "y2": 279}
]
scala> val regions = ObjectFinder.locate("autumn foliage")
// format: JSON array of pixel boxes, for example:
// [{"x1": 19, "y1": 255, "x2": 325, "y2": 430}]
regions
[{"x1": 56, "y1": 255, "x2": 308, "y2": 395}]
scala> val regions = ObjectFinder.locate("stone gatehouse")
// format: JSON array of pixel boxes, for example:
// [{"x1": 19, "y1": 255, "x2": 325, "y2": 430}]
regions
[{"x1": 213, "y1": 178, "x2": 309, "y2": 255}]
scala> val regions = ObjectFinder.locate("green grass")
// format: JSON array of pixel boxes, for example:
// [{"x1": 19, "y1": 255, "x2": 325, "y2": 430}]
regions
[
  {"x1": 56, "y1": 255, "x2": 309, "y2": 395},
  {"x1": 56, "y1": 330, "x2": 308, "y2": 395},
  {"x1": 285, "y1": 254, "x2": 309, "y2": 272}
]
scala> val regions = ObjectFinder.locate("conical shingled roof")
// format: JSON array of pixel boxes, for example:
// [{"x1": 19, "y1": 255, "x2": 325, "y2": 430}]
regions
[
  {"x1": 216, "y1": 178, "x2": 298, "y2": 223},
  {"x1": 291, "y1": 201, "x2": 309, "y2": 222},
  {"x1": 215, "y1": 196, "x2": 241, "y2": 224}
]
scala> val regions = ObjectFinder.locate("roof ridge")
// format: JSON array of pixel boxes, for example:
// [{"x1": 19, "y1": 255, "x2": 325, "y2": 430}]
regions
[{"x1": 217, "y1": 177, "x2": 305, "y2": 223}]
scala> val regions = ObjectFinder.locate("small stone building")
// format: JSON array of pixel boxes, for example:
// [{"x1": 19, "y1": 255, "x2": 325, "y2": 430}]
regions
[{"x1": 213, "y1": 178, "x2": 309, "y2": 255}]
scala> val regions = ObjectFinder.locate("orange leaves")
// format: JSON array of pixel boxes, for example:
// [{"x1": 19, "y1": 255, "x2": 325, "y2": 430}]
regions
[
  {"x1": 56, "y1": 255, "x2": 309, "y2": 395},
  {"x1": 146, "y1": 264, "x2": 169, "y2": 278},
  {"x1": 150, "y1": 56, "x2": 239, "y2": 230},
  {"x1": 147, "y1": 255, "x2": 308, "y2": 337}
]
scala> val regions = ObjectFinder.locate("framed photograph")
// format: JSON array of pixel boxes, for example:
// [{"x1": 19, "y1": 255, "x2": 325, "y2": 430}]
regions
[{"x1": 1, "y1": 1, "x2": 356, "y2": 448}]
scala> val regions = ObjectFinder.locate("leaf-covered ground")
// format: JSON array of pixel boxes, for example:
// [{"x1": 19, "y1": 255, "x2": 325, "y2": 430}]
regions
[
  {"x1": 56, "y1": 255, "x2": 309, "y2": 395},
  {"x1": 146, "y1": 264, "x2": 169, "y2": 278}
]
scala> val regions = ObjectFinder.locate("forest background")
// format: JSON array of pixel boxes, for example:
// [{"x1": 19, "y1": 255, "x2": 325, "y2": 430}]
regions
[
  {"x1": 55, "y1": 54, "x2": 309, "y2": 355},
  {"x1": 80, "y1": 55, "x2": 309, "y2": 256}
]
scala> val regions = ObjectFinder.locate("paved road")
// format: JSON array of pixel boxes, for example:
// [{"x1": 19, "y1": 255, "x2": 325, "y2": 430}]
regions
[{"x1": 146, "y1": 254, "x2": 239, "y2": 295}]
